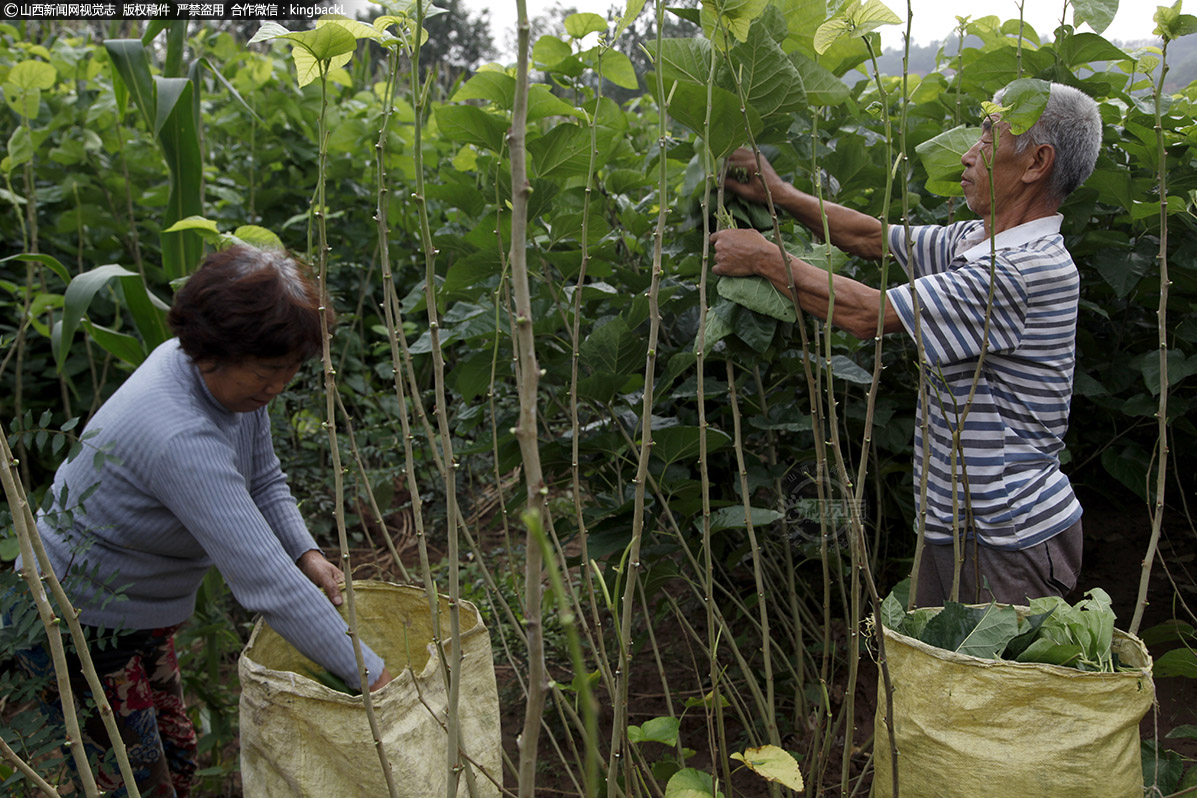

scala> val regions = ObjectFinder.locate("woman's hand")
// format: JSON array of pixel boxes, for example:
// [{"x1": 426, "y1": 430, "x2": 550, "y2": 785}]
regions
[
  {"x1": 370, "y1": 668, "x2": 394, "y2": 692},
  {"x1": 297, "y1": 550, "x2": 345, "y2": 607}
]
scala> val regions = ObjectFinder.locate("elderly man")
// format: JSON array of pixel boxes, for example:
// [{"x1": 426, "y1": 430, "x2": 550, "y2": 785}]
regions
[{"x1": 710, "y1": 83, "x2": 1102, "y2": 607}]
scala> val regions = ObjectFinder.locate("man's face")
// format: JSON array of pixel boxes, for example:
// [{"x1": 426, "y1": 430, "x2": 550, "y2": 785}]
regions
[{"x1": 960, "y1": 116, "x2": 1032, "y2": 218}]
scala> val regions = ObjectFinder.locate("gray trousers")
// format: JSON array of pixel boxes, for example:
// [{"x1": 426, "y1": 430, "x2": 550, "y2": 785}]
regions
[{"x1": 913, "y1": 518, "x2": 1084, "y2": 607}]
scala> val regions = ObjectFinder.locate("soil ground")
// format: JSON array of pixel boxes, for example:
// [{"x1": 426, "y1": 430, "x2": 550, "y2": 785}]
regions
[
  {"x1": 3, "y1": 483, "x2": 1193, "y2": 796},
  {"x1": 478, "y1": 483, "x2": 1197, "y2": 796},
  {"x1": 1072, "y1": 486, "x2": 1197, "y2": 769},
  {"x1": 499, "y1": 480, "x2": 1197, "y2": 796}
]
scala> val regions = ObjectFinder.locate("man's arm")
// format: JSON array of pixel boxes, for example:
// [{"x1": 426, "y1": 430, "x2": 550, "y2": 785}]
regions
[
  {"x1": 710, "y1": 228, "x2": 902, "y2": 340},
  {"x1": 724, "y1": 148, "x2": 885, "y2": 261}
]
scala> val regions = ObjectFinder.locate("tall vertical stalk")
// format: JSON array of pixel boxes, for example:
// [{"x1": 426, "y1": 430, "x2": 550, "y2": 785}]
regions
[
  {"x1": 1130, "y1": 34, "x2": 1172, "y2": 637},
  {"x1": 563, "y1": 32, "x2": 610, "y2": 795},
  {"x1": 568, "y1": 34, "x2": 614, "y2": 701},
  {"x1": 708, "y1": 16, "x2": 784, "y2": 773},
  {"x1": 403, "y1": 4, "x2": 467, "y2": 793},
  {"x1": 723, "y1": 358, "x2": 781, "y2": 756},
  {"x1": 904, "y1": 36, "x2": 948, "y2": 609},
  {"x1": 695, "y1": 6, "x2": 732, "y2": 789},
  {"x1": 508, "y1": 1, "x2": 551, "y2": 794},
  {"x1": 943, "y1": 104, "x2": 1008, "y2": 604},
  {"x1": 12, "y1": 96, "x2": 43, "y2": 488},
  {"x1": 375, "y1": 102, "x2": 439, "y2": 616},
  {"x1": 370, "y1": 40, "x2": 412, "y2": 582},
  {"x1": 804, "y1": 113, "x2": 837, "y2": 796},
  {"x1": 1015, "y1": 0, "x2": 1026, "y2": 77},
  {"x1": 1, "y1": 423, "x2": 141, "y2": 797},
  {"x1": 312, "y1": 60, "x2": 398, "y2": 798},
  {"x1": 609, "y1": 16, "x2": 668, "y2": 795}
]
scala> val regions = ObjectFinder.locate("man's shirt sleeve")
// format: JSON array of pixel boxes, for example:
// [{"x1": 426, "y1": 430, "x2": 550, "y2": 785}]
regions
[
  {"x1": 888, "y1": 223, "x2": 970, "y2": 279},
  {"x1": 886, "y1": 226, "x2": 1029, "y2": 367}
]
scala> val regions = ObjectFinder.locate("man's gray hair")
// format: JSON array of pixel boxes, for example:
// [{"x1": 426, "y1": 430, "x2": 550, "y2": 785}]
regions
[{"x1": 994, "y1": 82, "x2": 1102, "y2": 202}]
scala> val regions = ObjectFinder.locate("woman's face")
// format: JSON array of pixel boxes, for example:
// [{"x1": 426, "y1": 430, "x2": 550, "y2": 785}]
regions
[{"x1": 201, "y1": 355, "x2": 304, "y2": 413}]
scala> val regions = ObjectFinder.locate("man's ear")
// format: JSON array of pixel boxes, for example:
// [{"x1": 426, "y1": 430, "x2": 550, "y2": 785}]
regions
[{"x1": 1023, "y1": 143, "x2": 1056, "y2": 185}]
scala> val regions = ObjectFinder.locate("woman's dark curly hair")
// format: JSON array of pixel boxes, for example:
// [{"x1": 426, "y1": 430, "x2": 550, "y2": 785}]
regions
[{"x1": 167, "y1": 246, "x2": 334, "y2": 364}]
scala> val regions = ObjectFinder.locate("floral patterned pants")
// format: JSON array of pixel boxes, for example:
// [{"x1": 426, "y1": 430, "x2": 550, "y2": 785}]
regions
[{"x1": 13, "y1": 623, "x2": 199, "y2": 797}]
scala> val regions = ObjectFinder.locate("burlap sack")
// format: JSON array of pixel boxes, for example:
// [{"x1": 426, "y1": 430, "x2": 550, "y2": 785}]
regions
[
  {"x1": 872, "y1": 611, "x2": 1154, "y2": 798},
  {"x1": 239, "y1": 581, "x2": 501, "y2": 797}
]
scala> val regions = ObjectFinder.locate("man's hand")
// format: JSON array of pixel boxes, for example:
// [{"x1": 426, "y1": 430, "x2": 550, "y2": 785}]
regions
[
  {"x1": 710, "y1": 228, "x2": 778, "y2": 279},
  {"x1": 723, "y1": 148, "x2": 787, "y2": 207},
  {"x1": 297, "y1": 549, "x2": 344, "y2": 607}
]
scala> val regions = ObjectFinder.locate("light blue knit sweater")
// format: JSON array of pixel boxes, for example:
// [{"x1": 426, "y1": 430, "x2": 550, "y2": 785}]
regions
[{"x1": 30, "y1": 339, "x2": 384, "y2": 689}]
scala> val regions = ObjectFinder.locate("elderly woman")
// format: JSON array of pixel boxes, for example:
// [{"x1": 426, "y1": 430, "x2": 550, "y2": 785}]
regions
[{"x1": 15, "y1": 246, "x2": 390, "y2": 797}]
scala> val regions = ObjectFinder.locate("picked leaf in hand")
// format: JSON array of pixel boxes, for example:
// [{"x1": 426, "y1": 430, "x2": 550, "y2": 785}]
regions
[{"x1": 717, "y1": 275, "x2": 796, "y2": 322}]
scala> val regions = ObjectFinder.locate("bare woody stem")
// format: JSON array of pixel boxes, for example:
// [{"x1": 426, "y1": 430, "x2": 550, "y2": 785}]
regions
[
  {"x1": 829, "y1": 37, "x2": 902, "y2": 797},
  {"x1": 695, "y1": 5, "x2": 731, "y2": 786},
  {"x1": 608, "y1": 92, "x2": 666, "y2": 798},
  {"x1": 509, "y1": 2, "x2": 551, "y2": 795},
  {"x1": 0, "y1": 735, "x2": 63, "y2": 798},
  {"x1": 0, "y1": 423, "x2": 139, "y2": 797},
  {"x1": 1130, "y1": 36, "x2": 1172, "y2": 637},
  {"x1": 711, "y1": 15, "x2": 782, "y2": 766},
  {"x1": 371, "y1": 48, "x2": 440, "y2": 633},
  {"x1": 402, "y1": 6, "x2": 467, "y2": 795},
  {"x1": 564, "y1": 36, "x2": 607, "y2": 797},
  {"x1": 346, "y1": 46, "x2": 412, "y2": 585},
  {"x1": 314, "y1": 62, "x2": 397, "y2": 798},
  {"x1": 607, "y1": 7, "x2": 672, "y2": 787},
  {"x1": 945, "y1": 113, "x2": 1005, "y2": 605}
]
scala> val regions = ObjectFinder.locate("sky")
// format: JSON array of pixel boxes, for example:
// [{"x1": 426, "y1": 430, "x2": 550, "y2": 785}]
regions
[{"x1": 464, "y1": 0, "x2": 1162, "y2": 60}]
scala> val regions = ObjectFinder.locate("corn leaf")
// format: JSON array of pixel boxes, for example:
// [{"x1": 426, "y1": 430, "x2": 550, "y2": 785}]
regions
[
  {"x1": 154, "y1": 77, "x2": 203, "y2": 281},
  {"x1": 55, "y1": 264, "x2": 138, "y2": 370},
  {"x1": 104, "y1": 39, "x2": 155, "y2": 130},
  {"x1": 80, "y1": 319, "x2": 147, "y2": 367}
]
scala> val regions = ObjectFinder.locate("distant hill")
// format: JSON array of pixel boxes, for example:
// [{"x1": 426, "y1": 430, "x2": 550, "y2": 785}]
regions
[{"x1": 872, "y1": 34, "x2": 1197, "y2": 93}]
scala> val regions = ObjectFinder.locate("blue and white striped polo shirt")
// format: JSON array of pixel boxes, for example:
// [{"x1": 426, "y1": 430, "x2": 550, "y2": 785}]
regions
[{"x1": 885, "y1": 215, "x2": 1083, "y2": 550}]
